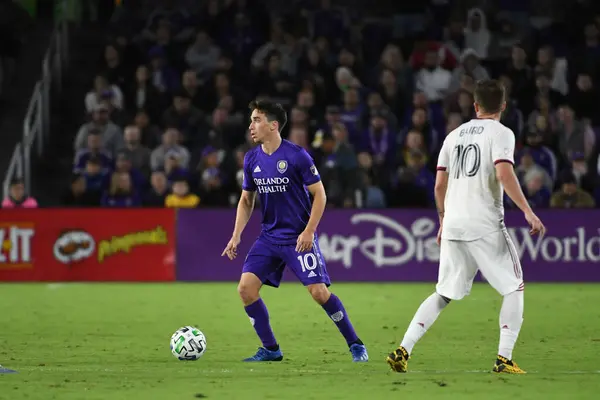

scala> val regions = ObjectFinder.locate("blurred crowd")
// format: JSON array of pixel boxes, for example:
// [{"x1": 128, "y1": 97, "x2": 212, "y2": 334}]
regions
[{"x1": 7, "y1": 0, "x2": 600, "y2": 210}]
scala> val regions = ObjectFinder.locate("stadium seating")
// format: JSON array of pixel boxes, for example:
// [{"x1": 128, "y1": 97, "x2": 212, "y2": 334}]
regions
[{"x1": 4, "y1": 0, "x2": 600, "y2": 209}]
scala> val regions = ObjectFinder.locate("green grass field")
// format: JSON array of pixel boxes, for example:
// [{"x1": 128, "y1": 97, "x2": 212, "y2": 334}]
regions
[{"x1": 1, "y1": 283, "x2": 599, "y2": 399}]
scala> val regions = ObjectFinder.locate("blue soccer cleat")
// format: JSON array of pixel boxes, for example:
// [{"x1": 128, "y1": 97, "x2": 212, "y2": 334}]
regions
[
  {"x1": 243, "y1": 347, "x2": 284, "y2": 362},
  {"x1": 350, "y1": 344, "x2": 369, "y2": 362}
]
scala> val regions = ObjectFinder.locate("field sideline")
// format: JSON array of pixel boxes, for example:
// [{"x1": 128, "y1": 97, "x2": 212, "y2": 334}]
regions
[{"x1": 1, "y1": 283, "x2": 599, "y2": 399}]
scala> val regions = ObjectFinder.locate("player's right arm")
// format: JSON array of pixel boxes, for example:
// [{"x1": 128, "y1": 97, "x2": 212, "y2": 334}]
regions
[
  {"x1": 232, "y1": 190, "x2": 256, "y2": 239},
  {"x1": 222, "y1": 153, "x2": 257, "y2": 259},
  {"x1": 435, "y1": 138, "x2": 451, "y2": 224},
  {"x1": 493, "y1": 129, "x2": 546, "y2": 236},
  {"x1": 434, "y1": 137, "x2": 451, "y2": 245}
]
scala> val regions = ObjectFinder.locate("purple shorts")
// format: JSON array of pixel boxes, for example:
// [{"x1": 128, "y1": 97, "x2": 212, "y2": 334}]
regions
[{"x1": 242, "y1": 237, "x2": 331, "y2": 287}]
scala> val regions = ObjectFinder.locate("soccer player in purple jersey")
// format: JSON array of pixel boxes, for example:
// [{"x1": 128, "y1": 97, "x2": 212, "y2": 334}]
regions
[{"x1": 222, "y1": 99, "x2": 368, "y2": 362}]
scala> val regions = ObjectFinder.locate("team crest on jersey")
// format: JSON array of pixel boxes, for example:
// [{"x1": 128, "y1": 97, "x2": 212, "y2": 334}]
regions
[
  {"x1": 276, "y1": 160, "x2": 288, "y2": 173},
  {"x1": 310, "y1": 165, "x2": 318, "y2": 175}
]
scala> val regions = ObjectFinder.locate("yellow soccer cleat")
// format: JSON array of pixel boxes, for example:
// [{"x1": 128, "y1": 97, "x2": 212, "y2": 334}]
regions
[
  {"x1": 493, "y1": 355, "x2": 526, "y2": 374},
  {"x1": 386, "y1": 346, "x2": 409, "y2": 373}
]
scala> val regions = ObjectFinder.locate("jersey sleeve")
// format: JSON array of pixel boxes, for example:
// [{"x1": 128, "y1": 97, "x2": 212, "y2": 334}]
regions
[
  {"x1": 492, "y1": 128, "x2": 516, "y2": 166},
  {"x1": 242, "y1": 152, "x2": 257, "y2": 191},
  {"x1": 295, "y1": 149, "x2": 321, "y2": 186},
  {"x1": 436, "y1": 138, "x2": 451, "y2": 172}
]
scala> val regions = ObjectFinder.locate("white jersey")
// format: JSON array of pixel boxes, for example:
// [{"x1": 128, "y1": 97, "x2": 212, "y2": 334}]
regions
[{"x1": 437, "y1": 119, "x2": 515, "y2": 241}]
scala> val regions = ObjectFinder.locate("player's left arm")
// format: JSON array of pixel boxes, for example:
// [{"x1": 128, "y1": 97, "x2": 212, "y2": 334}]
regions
[
  {"x1": 296, "y1": 150, "x2": 326, "y2": 251},
  {"x1": 305, "y1": 181, "x2": 327, "y2": 234}
]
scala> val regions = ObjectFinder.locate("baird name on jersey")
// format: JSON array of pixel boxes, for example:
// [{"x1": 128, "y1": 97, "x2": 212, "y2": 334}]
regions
[
  {"x1": 253, "y1": 177, "x2": 290, "y2": 193},
  {"x1": 459, "y1": 126, "x2": 484, "y2": 136}
]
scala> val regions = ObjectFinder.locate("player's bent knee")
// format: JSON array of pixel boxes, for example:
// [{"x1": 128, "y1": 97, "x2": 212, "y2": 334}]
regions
[
  {"x1": 438, "y1": 294, "x2": 452, "y2": 304},
  {"x1": 238, "y1": 273, "x2": 262, "y2": 305},
  {"x1": 307, "y1": 283, "x2": 330, "y2": 305},
  {"x1": 237, "y1": 283, "x2": 260, "y2": 305},
  {"x1": 435, "y1": 290, "x2": 457, "y2": 302}
]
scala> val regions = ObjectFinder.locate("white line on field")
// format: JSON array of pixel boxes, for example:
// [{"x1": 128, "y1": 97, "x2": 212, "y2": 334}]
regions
[
  {"x1": 16, "y1": 367, "x2": 600, "y2": 375},
  {"x1": 212, "y1": 369, "x2": 600, "y2": 375},
  {"x1": 406, "y1": 370, "x2": 600, "y2": 374}
]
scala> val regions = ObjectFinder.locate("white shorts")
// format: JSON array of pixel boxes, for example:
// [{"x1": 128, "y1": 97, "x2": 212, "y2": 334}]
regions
[{"x1": 436, "y1": 229, "x2": 524, "y2": 300}]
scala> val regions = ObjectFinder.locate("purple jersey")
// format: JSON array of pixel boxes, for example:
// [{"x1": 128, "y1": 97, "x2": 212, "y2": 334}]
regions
[{"x1": 242, "y1": 140, "x2": 321, "y2": 245}]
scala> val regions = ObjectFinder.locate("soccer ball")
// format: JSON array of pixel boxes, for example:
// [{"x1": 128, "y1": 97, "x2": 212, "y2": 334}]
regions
[{"x1": 170, "y1": 326, "x2": 207, "y2": 361}]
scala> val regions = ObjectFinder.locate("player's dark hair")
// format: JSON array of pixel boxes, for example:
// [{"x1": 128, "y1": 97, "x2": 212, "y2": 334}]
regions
[
  {"x1": 248, "y1": 99, "x2": 288, "y2": 132},
  {"x1": 473, "y1": 79, "x2": 506, "y2": 114}
]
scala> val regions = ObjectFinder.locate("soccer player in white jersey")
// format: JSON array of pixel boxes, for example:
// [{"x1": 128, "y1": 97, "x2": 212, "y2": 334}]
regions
[{"x1": 386, "y1": 80, "x2": 546, "y2": 374}]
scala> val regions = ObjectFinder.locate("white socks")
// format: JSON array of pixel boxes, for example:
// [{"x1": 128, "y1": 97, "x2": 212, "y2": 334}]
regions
[
  {"x1": 399, "y1": 290, "x2": 524, "y2": 360},
  {"x1": 400, "y1": 293, "x2": 449, "y2": 354},
  {"x1": 498, "y1": 290, "x2": 524, "y2": 360}
]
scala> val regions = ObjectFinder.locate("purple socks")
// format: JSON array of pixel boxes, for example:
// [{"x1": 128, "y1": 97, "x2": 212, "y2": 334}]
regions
[
  {"x1": 244, "y1": 298, "x2": 278, "y2": 349},
  {"x1": 244, "y1": 294, "x2": 360, "y2": 349},
  {"x1": 322, "y1": 293, "x2": 359, "y2": 345}
]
